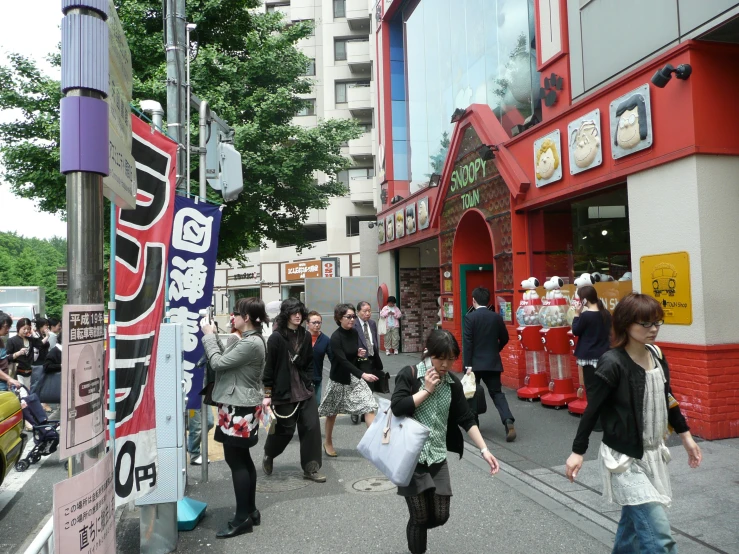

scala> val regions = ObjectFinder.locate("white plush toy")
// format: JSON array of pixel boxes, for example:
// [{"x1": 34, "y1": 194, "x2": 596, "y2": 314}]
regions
[
  {"x1": 543, "y1": 276, "x2": 565, "y2": 300},
  {"x1": 521, "y1": 277, "x2": 540, "y2": 301},
  {"x1": 618, "y1": 272, "x2": 632, "y2": 282},
  {"x1": 593, "y1": 272, "x2": 615, "y2": 282},
  {"x1": 574, "y1": 272, "x2": 599, "y2": 288}
]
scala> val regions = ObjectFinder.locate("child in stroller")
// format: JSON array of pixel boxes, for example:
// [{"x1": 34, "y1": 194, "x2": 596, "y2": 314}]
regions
[{"x1": 11, "y1": 385, "x2": 60, "y2": 472}]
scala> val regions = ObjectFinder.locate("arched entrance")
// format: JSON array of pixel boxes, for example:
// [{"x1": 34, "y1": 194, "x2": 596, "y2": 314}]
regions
[{"x1": 452, "y1": 209, "x2": 496, "y2": 333}]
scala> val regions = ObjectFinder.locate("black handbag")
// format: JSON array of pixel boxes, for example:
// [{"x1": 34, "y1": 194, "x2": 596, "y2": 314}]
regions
[
  {"x1": 468, "y1": 384, "x2": 487, "y2": 415},
  {"x1": 373, "y1": 371, "x2": 391, "y2": 394}
]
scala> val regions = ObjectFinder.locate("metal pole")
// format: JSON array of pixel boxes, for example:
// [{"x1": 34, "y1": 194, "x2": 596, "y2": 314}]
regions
[
  {"x1": 66, "y1": 135, "x2": 106, "y2": 473},
  {"x1": 108, "y1": 202, "x2": 117, "y2": 458},
  {"x1": 166, "y1": 0, "x2": 187, "y2": 188},
  {"x1": 186, "y1": 23, "x2": 196, "y2": 198},
  {"x1": 199, "y1": 98, "x2": 209, "y2": 482}
]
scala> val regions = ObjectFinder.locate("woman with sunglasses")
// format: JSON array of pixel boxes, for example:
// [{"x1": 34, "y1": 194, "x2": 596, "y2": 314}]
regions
[
  {"x1": 391, "y1": 329, "x2": 499, "y2": 554},
  {"x1": 565, "y1": 293, "x2": 702, "y2": 553},
  {"x1": 318, "y1": 303, "x2": 378, "y2": 457}
]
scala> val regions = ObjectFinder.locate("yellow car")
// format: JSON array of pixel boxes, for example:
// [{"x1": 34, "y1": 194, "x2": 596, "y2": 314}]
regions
[{"x1": 0, "y1": 391, "x2": 26, "y2": 486}]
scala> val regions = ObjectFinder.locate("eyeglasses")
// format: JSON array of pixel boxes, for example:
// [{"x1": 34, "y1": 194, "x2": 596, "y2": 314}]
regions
[
  {"x1": 309, "y1": 321, "x2": 322, "y2": 325},
  {"x1": 343, "y1": 315, "x2": 357, "y2": 320},
  {"x1": 618, "y1": 114, "x2": 637, "y2": 128},
  {"x1": 636, "y1": 320, "x2": 664, "y2": 328}
]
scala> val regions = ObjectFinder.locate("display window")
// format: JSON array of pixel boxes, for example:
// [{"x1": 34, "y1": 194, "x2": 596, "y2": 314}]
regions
[{"x1": 529, "y1": 185, "x2": 633, "y2": 306}]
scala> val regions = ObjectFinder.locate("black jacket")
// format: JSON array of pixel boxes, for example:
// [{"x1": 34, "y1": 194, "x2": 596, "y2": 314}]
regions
[
  {"x1": 572, "y1": 347, "x2": 689, "y2": 459},
  {"x1": 572, "y1": 310, "x2": 612, "y2": 360},
  {"x1": 354, "y1": 318, "x2": 384, "y2": 374},
  {"x1": 5, "y1": 335, "x2": 46, "y2": 375},
  {"x1": 263, "y1": 326, "x2": 315, "y2": 402},
  {"x1": 462, "y1": 307, "x2": 509, "y2": 372},
  {"x1": 44, "y1": 346, "x2": 62, "y2": 373},
  {"x1": 391, "y1": 365, "x2": 476, "y2": 459},
  {"x1": 329, "y1": 327, "x2": 364, "y2": 385}
]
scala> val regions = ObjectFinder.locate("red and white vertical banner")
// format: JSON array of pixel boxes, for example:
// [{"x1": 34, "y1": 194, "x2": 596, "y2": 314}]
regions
[{"x1": 109, "y1": 115, "x2": 177, "y2": 505}]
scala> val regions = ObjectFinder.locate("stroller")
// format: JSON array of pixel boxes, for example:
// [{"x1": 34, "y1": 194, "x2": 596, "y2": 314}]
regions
[{"x1": 11, "y1": 386, "x2": 60, "y2": 472}]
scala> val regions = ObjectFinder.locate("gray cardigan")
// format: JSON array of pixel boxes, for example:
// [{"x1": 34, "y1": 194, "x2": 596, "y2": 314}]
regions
[{"x1": 202, "y1": 330, "x2": 266, "y2": 407}]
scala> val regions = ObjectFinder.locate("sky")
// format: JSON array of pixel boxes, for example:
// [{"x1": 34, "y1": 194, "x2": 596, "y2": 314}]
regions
[{"x1": 0, "y1": 2, "x2": 66, "y2": 240}]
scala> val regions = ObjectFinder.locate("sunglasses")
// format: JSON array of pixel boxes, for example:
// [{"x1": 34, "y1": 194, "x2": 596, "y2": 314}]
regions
[
  {"x1": 343, "y1": 315, "x2": 357, "y2": 320},
  {"x1": 636, "y1": 320, "x2": 664, "y2": 328}
]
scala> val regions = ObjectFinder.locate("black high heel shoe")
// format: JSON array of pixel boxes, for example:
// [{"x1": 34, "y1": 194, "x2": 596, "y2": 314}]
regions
[
  {"x1": 216, "y1": 517, "x2": 253, "y2": 539},
  {"x1": 250, "y1": 510, "x2": 261, "y2": 526}
]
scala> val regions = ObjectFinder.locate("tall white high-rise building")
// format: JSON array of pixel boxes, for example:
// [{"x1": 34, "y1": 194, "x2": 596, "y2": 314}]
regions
[{"x1": 212, "y1": 0, "x2": 379, "y2": 316}]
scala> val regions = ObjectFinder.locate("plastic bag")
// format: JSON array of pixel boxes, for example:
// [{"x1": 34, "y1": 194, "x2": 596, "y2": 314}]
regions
[{"x1": 461, "y1": 371, "x2": 476, "y2": 399}]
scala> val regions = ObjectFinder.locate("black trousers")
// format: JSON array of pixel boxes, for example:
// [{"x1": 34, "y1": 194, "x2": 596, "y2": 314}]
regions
[
  {"x1": 475, "y1": 371, "x2": 514, "y2": 424},
  {"x1": 264, "y1": 394, "x2": 322, "y2": 471}
]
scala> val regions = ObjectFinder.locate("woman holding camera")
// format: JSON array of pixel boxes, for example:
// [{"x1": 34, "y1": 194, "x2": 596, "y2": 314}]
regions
[
  {"x1": 6, "y1": 318, "x2": 49, "y2": 390},
  {"x1": 565, "y1": 293, "x2": 702, "y2": 553},
  {"x1": 391, "y1": 329, "x2": 499, "y2": 554},
  {"x1": 201, "y1": 298, "x2": 269, "y2": 539},
  {"x1": 572, "y1": 285, "x2": 612, "y2": 430},
  {"x1": 319, "y1": 303, "x2": 378, "y2": 457}
]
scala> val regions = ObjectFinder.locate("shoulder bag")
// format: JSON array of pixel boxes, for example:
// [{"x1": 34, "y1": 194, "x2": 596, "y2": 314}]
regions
[{"x1": 356, "y1": 368, "x2": 430, "y2": 487}]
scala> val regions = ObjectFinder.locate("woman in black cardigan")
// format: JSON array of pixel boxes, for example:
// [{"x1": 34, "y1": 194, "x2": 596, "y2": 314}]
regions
[
  {"x1": 6, "y1": 318, "x2": 49, "y2": 390},
  {"x1": 391, "y1": 330, "x2": 499, "y2": 554},
  {"x1": 318, "y1": 303, "x2": 378, "y2": 457}
]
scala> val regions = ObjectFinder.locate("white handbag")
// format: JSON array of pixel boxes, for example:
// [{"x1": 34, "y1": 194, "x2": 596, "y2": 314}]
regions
[
  {"x1": 377, "y1": 316, "x2": 388, "y2": 336},
  {"x1": 357, "y1": 396, "x2": 430, "y2": 487}
]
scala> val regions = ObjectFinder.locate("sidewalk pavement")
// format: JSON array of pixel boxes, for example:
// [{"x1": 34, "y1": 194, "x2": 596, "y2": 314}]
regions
[{"x1": 116, "y1": 352, "x2": 739, "y2": 553}]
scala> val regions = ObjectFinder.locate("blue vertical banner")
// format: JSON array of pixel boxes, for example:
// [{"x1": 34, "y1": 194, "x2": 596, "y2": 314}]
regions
[{"x1": 167, "y1": 196, "x2": 223, "y2": 409}]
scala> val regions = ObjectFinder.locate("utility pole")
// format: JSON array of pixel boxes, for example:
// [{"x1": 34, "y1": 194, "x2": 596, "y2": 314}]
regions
[{"x1": 165, "y1": 0, "x2": 187, "y2": 188}]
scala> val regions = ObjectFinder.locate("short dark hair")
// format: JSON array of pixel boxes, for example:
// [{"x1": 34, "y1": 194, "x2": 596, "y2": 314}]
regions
[
  {"x1": 424, "y1": 329, "x2": 460, "y2": 360},
  {"x1": 0, "y1": 311, "x2": 11, "y2": 329},
  {"x1": 234, "y1": 297, "x2": 269, "y2": 331},
  {"x1": 472, "y1": 287, "x2": 490, "y2": 306},
  {"x1": 275, "y1": 298, "x2": 308, "y2": 330},
  {"x1": 307, "y1": 311, "x2": 322, "y2": 322},
  {"x1": 611, "y1": 293, "x2": 664, "y2": 349},
  {"x1": 17, "y1": 318, "x2": 32, "y2": 331},
  {"x1": 48, "y1": 318, "x2": 60, "y2": 328},
  {"x1": 334, "y1": 303, "x2": 356, "y2": 325},
  {"x1": 614, "y1": 94, "x2": 648, "y2": 146},
  {"x1": 35, "y1": 317, "x2": 49, "y2": 330},
  {"x1": 356, "y1": 301, "x2": 371, "y2": 312},
  {"x1": 387, "y1": 296, "x2": 397, "y2": 304}
]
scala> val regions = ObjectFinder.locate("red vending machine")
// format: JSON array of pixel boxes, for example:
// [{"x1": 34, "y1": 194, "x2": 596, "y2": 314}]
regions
[
  {"x1": 515, "y1": 278, "x2": 548, "y2": 400},
  {"x1": 539, "y1": 277, "x2": 578, "y2": 408},
  {"x1": 567, "y1": 330, "x2": 587, "y2": 415}
]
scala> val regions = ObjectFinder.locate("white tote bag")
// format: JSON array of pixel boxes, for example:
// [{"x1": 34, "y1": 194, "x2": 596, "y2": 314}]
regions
[
  {"x1": 357, "y1": 396, "x2": 430, "y2": 487},
  {"x1": 377, "y1": 316, "x2": 388, "y2": 336}
]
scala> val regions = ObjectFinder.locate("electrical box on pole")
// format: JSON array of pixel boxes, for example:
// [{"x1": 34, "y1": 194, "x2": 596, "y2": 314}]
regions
[{"x1": 218, "y1": 142, "x2": 244, "y2": 202}]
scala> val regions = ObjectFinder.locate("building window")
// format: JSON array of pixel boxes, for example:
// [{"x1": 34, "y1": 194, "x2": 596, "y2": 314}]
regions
[
  {"x1": 334, "y1": 0, "x2": 346, "y2": 18},
  {"x1": 292, "y1": 19, "x2": 315, "y2": 36},
  {"x1": 335, "y1": 80, "x2": 371, "y2": 105},
  {"x1": 276, "y1": 224, "x2": 327, "y2": 247},
  {"x1": 296, "y1": 99, "x2": 316, "y2": 116},
  {"x1": 346, "y1": 216, "x2": 377, "y2": 237},
  {"x1": 266, "y1": 3, "x2": 289, "y2": 13},
  {"x1": 335, "y1": 40, "x2": 347, "y2": 61},
  {"x1": 304, "y1": 59, "x2": 316, "y2": 76}
]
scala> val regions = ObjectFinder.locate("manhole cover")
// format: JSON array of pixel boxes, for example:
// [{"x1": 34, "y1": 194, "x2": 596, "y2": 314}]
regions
[
  {"x1": 352, "y1": 477, "x2": 396, "y2": 493},
  {"x1": 256, "y1": 471, "x2": 312, "y2": 493}
]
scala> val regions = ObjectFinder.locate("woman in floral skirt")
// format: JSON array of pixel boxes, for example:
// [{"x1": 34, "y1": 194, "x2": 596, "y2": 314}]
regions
[{"x1": 201, "y1": 297, "x2": 269, "y2": 539}]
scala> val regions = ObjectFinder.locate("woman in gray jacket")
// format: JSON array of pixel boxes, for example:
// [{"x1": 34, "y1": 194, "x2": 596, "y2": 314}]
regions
[{"x1": 201, "y1": 297, "x2": 269, "y2": 539}]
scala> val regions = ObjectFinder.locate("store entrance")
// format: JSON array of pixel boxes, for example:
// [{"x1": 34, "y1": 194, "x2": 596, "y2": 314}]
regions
[{"x1": 461, "y1": 265, "x2": 494, "y2": 312}]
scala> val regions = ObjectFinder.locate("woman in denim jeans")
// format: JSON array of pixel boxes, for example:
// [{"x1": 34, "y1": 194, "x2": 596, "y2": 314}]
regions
[{"x1": 565, "y1": 293, "x2": 702, "y2": 553}]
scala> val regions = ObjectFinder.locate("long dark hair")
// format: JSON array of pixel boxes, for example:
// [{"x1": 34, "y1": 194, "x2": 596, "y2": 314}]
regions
[
  {"x1": 274, "y1": 298, "x2": 308, "y2": 332},
  {"x1": 234, "y1": 297, "x2": 269, "y2": 333},
  {"x1": 577, "y1": 285, "x2": 611, "y2": 327},
  {"x1": 16, "y1": 318, "x2": 32, "y2": 332},
  {"x1": 611, "y1": 293, "x2": 664, "y2": 349}
]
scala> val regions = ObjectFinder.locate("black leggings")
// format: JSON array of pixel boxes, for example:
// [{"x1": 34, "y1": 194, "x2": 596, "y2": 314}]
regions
[
  {"x1": 223, "y1": 444, "x2": 257, "y2": 524},
  {"x1": 404, "y1": 490, "x2": 451, "y2": 554}
]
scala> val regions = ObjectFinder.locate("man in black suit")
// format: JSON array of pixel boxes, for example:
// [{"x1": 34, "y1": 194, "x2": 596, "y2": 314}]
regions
[
  {"x1": 353, "y1": 301, "x2": 384, "y2": 423},
  {"x1": 463, "y1": 287, "x2": 516, "y2": 442}
]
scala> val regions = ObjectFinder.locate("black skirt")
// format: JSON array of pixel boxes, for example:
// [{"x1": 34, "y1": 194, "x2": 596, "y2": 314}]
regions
[{"x1": 397, "y1": 460, "x2": 452, "y2": 497}]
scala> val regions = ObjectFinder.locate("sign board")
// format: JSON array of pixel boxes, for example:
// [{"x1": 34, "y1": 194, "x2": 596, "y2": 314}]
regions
[
  {"x1": 61, "y1": 304, "x2": 106, "y2": 459},
  {"x1": 103, "y1": 0, "x2": 136, "y2": 209},
  {"x1": 640, "y1": 251, "x2": 692, "y2": 325},
  {"x1": 321, "y1": 257, "x2": 340, "y2": 278},
  {"x1": 285, "y1": 260, "x2": 321, "y2": 281},
  {"x1": 53, "y1": 450, "x2": 116, "y2": 554}
]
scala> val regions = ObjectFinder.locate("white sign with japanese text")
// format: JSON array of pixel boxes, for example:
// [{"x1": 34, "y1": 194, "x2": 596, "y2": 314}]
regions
[{"x1": 61, "y1": 304, "x2": 106, "y2": 460}]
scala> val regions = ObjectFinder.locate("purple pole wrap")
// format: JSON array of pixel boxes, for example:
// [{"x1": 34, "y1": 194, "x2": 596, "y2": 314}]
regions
[{"x1": 60, "y1": 96, "x2": 110, "y2": 175}]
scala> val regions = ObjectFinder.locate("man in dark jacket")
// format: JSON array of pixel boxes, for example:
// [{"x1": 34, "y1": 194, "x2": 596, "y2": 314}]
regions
[
  {"x1": 262, "y1": 299, "x2": 325, "y2": 482},
  {"x1": 307, "y1": 311, "x2": 333, "y2": 403},
  {"x1": 353, "y1": 301, "x2": 384, "y2": 423},
  {"x1": 463, "y1": 287, "x2": 516, "y2": 442}
]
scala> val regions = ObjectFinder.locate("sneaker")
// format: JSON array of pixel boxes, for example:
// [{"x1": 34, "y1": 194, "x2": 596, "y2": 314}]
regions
[
  {"x1": 504, "y1": 419, "x2": 517, "y2": 443},
  {"x1": 262, "y1": 455, "x2": 273, "y2": 475},
  {"x1": 190, "y1": 455, "x2": 210, "y2": 466},
  {"x1": 385, "y1": 351, "x2": 391, "y2": 356}
]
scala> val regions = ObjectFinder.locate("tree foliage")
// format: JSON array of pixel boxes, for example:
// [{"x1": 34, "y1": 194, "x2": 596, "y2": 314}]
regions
[
  {"x1": 0, "y1": 232, "x2": 67, "y2": 319},
  {"x1": 0, "y1": 0, "x2": 361, "y2": 262}
]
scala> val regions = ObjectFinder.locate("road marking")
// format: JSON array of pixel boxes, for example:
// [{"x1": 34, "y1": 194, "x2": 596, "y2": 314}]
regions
[{"x1": 0, "y1": 437, "x2": 53, "y2": 513}]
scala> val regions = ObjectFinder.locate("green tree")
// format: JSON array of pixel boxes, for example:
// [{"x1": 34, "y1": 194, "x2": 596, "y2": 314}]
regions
[
  {"x1": 0, "y1": 0, "x2": 361, "y2": 263},
  {"x1": 429, "y1": 131, "x2": 451, "y2": 176}
]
